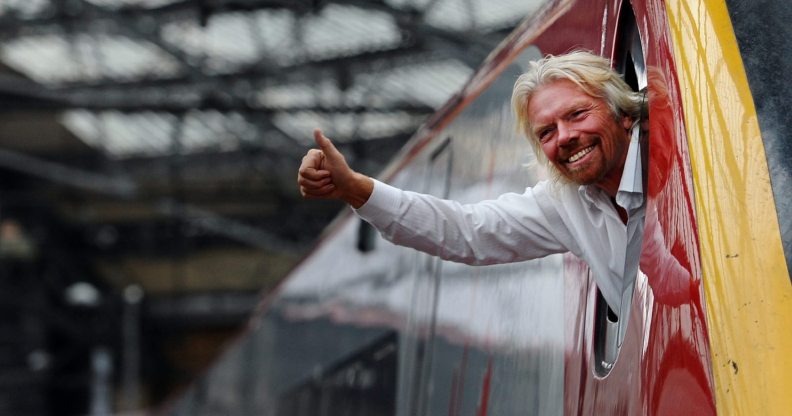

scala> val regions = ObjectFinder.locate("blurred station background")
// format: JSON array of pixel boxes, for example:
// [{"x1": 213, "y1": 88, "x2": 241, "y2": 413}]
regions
[{"x1": 0, "y1": 0, "x2": 531, "y2": 414}]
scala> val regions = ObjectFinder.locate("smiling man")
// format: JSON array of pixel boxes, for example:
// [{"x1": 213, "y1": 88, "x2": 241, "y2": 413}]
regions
[{"x1": 297, "y1": 51, "x2": 646, "y2": 315}]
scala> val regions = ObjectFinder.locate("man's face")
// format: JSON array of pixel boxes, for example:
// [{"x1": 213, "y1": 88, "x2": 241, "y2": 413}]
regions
[{"x1": 527, "y1": 79, "x2": 632, "y2": 189}]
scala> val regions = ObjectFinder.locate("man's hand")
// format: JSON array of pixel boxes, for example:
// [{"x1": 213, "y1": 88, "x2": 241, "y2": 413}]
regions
[{"x1": 297, "y1": 129, "x2": 374, "y2": 208}]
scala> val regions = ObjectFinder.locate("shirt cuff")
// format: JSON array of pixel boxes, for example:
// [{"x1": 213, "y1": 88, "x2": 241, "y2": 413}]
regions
[{"x1": 353, "y1": 179, "x2": 402, "y2": 225}]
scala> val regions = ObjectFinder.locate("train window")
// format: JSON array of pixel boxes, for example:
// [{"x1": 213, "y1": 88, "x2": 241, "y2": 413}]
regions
[
  {"x1": 593, "y1": 290, "x2": 620, "y2": 375},
  {"x1": 592, "y1": 3, "x2": 647, "y2": 376},
  {"x1": 357, "y1": 219, "x2": 376, "y2": 253}
]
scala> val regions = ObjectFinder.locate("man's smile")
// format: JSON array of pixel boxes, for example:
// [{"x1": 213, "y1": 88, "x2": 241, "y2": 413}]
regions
[{"x1": 565, "y1": 144, "x2": 596, "y2": 163}]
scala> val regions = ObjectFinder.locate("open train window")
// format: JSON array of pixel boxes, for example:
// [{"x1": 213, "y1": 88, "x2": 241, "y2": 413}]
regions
[
  {"x1": 593, "y1": 290, "x2": 620, "y2": 375},
  {"x1": 614, "y1": 7, "x2": 646, "y2": 93},
  {"x1": 357, "y1": 220, "x2": 376, "y2": 253},
  {"x1": 593, "y1": 3, "x2": 646, "y2": 377}
]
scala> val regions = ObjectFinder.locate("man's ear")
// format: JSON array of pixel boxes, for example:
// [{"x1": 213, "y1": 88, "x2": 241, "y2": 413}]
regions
[{"x1": 621, "y1": 115, "x2": 634, "y2": 130}]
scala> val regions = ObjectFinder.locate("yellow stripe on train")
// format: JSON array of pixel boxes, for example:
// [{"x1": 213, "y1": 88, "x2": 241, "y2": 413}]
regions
[{"x1": 666, "y1": 0, "x2": 792, "y2": 414}]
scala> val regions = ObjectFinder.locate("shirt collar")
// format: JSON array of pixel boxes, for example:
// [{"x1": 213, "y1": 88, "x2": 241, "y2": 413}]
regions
[
  {"x1": 615, "y1": 123, "x2": 644, "y2": 212},
  {"x1": 578, "y1": 183, "x2": 600, "y2": 206}
]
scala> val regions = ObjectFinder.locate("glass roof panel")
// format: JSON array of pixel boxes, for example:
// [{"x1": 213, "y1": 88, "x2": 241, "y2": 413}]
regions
[
  {"x1": 61, "y1": 110, "x2": 254, "y2": 158},
  {"x1": 384, "y1": 0, "x2": 435, "y2": 9},
  {"x1": 0, "y1": 0, "x2": 50, "y2": 17},
  {"x1": 273, "y1": 111, "x2": 426, "y2": 145},
  {"x1": 84, "y1": 0, "x2": 183, "y2": 8},
  {"x1": 425, "y1": 0, "x2": 542, "y2": 31},
  {"x1": 180, "y1": 111, "x2": 255, "y2": 151},
  {"x1": 258, "y1": 79, "x2": 341, "y2": 109},
  {"x1": 160, "y1": 12, "x2": 263, "y2": 74},
  {"x1": 472, "y1": 0, "x2": 546, "y2": 30},
  {"x1": 301, "y1": 4, "x2": 402, "y2": 60},
  {"x1": 1, "y1": 33, "x2": 182, "y2": 84},
  {"x1": 160, "y1": 5, "x2": 400, "y2": 73},
  {"x1": 250, "y1": 10, "x2": 301, "y2": 66},
  {"x1": 352, "y1": 60, "x2": 473, "y2": 108},
  {"x1": 258, "y1": 58, "x2": 470, "y2": 110},
  {"x1": 162, "y1": 4, "x2": 401, "y2": 66}
]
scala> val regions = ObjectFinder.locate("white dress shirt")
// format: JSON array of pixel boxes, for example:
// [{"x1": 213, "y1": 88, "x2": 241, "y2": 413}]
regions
[{"x1": 355, "y1": 127, "x2": 645, "y2": 316}]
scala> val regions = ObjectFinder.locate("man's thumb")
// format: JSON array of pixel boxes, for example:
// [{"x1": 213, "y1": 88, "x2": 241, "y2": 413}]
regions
[{"x1": 314, "y1": 128, "x2": 340, "y2": 157}]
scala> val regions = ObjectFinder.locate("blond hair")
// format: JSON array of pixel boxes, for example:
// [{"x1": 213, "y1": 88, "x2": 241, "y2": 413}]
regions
[{"x1": 511, "y1": 51, "x2": 644, "y2": 182}]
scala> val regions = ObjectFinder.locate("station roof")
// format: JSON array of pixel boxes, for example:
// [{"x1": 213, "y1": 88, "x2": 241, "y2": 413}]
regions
[
  {"x1": 0, "y1": 0, "x2": 535, "y2": 329},
  {"x1": 1, "y1": 0, "x2": 535, "y2": 158},
  {"x1": 0, "y1": 0, "x2": 541, "y2": 408}
]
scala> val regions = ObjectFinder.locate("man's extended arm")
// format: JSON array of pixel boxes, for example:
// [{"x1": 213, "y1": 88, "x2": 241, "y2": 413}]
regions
[
  {"x1": 297, "y1": 129, "x2": 570, "y2": 265},
  {"x1": 355, "y1": 179, "x2": 570, "y2": 265}
]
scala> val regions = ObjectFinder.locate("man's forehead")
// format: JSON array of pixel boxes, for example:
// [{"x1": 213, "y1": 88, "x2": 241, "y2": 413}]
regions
[{"x1": 527, "y1": 81, "x2": 595, "y2": 123}]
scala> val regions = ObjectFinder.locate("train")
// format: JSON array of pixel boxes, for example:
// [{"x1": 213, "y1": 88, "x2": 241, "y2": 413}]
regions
[{"x1": 165, "y1": 0, "x2": 792, "y2": 414}]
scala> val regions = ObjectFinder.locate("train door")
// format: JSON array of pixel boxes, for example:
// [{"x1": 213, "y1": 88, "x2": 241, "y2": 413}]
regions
[{"x1": 592, "y1": 0, "x2": 648, "y2": 375}]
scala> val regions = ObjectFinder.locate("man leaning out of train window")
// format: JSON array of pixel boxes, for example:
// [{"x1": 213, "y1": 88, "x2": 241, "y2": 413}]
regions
[{"x1": 297, "y1": 51, "x2": 682, "y2": 315}]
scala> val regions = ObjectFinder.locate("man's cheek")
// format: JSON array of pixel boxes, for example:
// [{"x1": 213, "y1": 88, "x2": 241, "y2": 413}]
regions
[{"x1": 540, "y1": 145, "x2": 556, "y2": 163}]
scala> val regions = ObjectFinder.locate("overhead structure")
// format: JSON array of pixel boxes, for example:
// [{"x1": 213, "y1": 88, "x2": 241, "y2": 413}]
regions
[{"x1": 0, "y1": 0, "x2": 530, "y2": 413}]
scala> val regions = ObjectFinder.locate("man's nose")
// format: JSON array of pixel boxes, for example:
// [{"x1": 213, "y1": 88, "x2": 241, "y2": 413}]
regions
[{"x1": 557, "y1": 121, "x2": 577, "y2": 146}]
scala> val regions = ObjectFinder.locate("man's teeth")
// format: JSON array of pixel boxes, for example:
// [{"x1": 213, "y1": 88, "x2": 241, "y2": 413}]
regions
[{"x1": 567, "y1": 146, "x2": 594, "y2": 163}]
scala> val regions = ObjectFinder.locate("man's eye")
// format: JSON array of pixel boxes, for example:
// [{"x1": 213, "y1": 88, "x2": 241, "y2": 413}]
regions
[
  {"x1": 571, "y1": 109, "x2": 587, "y2": 119},
  {"x1": 538, "y1": 128, "x2": 554, "y2": 141}
]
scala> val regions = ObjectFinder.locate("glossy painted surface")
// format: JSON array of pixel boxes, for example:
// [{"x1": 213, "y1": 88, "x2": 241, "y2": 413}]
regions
[
  {"x1": 165, "y1": 0, "x2": 790, "y2": 414},
  {"x1": 665, "y1": 0, "x2": 792, "y2": 413},
  {"x1": 524, "y1": 0, "x2": 716, "y2": 413}
]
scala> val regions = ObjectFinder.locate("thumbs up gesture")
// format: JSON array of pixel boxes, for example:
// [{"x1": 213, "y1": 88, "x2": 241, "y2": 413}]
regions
[{"x1": 297, "y1": 129, "x2": 373, "y2": 208}]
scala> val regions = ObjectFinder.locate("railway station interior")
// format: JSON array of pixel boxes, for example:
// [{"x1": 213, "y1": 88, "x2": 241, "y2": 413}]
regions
[{"x1": 0, "y1": 0, "x2": 529, "y2": 414}]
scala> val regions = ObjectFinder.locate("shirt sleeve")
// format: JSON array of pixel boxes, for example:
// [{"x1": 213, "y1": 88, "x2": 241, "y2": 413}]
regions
[{"x1": 354, "y1": 179, "x2": 570, "y2": 265}]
